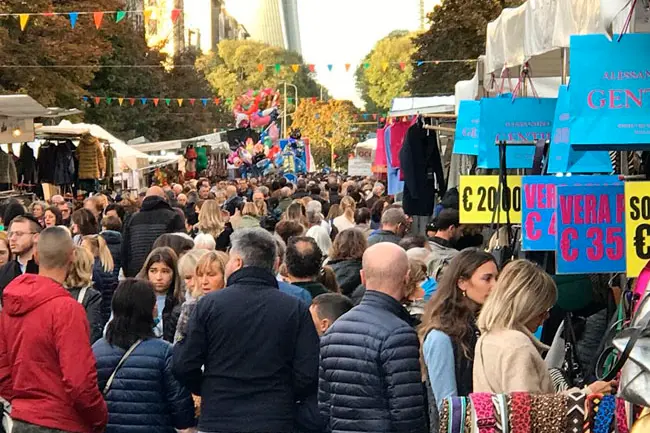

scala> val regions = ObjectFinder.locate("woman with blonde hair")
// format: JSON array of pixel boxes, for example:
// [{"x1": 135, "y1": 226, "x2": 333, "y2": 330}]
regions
[
  {"x1": 332, "y1": 196, "x2": 356, "y2": 232},
  {"x1": 174, "y1": 249, "x2": 208, "y2": 344},
  {"x1": 196, "y1": 199, "x2": 225, "y2": 238},
  {"x1": 0, "y1": 232, "x2": 11, "y2": 267},
  {"x1": 233, "y1": 202, "x2": 261, "y2": 230},
  {"x1": 473, "y1": 259, "x2": 615, "y2": 395},
  {"x1": 30, "y1": 201, "x2": 47, "y2": 226},
  {"x1": 65, "y1": 246, "x2": 103, "y2": 344},
  {"x1": 283, "y1": 202, "x2": 308, "y2": 228},
  {"x1": 81, "y1": 235, "x2": 118, "y2": 326}
]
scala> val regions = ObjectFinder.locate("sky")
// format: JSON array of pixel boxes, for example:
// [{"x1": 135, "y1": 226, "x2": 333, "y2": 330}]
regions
[{"x1": 226, "y1": 0, "x2": 440, "y2": 106}]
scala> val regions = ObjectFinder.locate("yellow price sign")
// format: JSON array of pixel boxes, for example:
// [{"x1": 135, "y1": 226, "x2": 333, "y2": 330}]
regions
[
  {"x1": 460, "y1": 175, "x2": 522, "y2": 224},
  {"x1": 625, "y1": 182, "x2": 650, "y2": 277}
]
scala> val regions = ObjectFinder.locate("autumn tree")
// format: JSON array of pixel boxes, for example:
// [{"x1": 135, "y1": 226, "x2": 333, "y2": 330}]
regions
[
  {"x1": 0, "y1": 0, "x2": 123, "y2": 107},
  {"x1": 292, "y1": 99, "x2": 361, "y2": 168},
  {"x1": 355, "y1": 30, "x2": 416, "y2": 111},
  {"x1": 409, "y1": 0, "x2": 525, "y2": 95}
]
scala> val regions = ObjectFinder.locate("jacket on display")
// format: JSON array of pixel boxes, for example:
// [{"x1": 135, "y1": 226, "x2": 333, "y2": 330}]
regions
[
  {"x1": 0, "y1": 149, "x2": 18, "y2": 186},
  {"x1": 319, "y1": 290, "x2": 426, "y2": 433},
  {"x1": 68, "y1": 286, "x2": 103, "y2": 344},
  {"x1": 77, "y1": 134, "x2": 106, "y2": 180},
  {"x1": 93, "y1": 338, "x2": 196, "y2": 433},
  {"x1": 104, "y1": 145, "x2": 115, "y2": 180},
  {"x1": 399, "y1": 121, "x2": 446, "y2": 216},
  {"x1": 54, "y1": 141, "x2": 76, "y2": 186},
  {"x1": 37, "y1": 142, "x2": 57, "y2": 183},
  {"x1": 385, "y1": 126, "x2": 404, "y2": 196},
  {"x1": 16, "y1": 143, "x2": 37, "y2": 185}
]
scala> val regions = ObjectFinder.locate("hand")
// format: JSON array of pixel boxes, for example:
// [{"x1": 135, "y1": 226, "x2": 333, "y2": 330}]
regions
[{"x1": 587, "y1": 380, "x2": 618, "y2": 394}]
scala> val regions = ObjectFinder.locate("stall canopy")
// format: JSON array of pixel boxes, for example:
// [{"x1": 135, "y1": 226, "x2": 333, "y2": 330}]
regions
[
  {"x1": 129, "y1": 131, "x2": 230, "y2": 154},
  {"x1": 389, "y1": 96, "x2": 455, "y2": 117}
]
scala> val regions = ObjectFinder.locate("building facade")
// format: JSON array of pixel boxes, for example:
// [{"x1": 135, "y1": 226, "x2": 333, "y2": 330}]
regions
[{"x1": 235, "y1": 0, "x2": 302, "y2": 54}]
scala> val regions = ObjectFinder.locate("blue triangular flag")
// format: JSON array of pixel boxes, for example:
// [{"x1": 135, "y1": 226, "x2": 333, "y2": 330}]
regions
[
  {"x1": 68, "y1": 12, "x2": 78, "y2": 28},
  {"x1": 417, "y1": 60, "x2": 424, "y2": 66},
  {"x1": 327, "y1": 64, "x2": 333, "y2": 71},
  {"x1": 140, "y1": 98, "x2": 148, "y2": 105},
  {"x1": 201, "y1": 98, "x2": 208, "y2": 106},
  {"x1": 82, "y1": 96, "x2": 89, "y2": 102}
]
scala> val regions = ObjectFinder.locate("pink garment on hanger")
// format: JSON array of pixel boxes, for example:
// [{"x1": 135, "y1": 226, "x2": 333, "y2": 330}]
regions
[
  {"x1": 374, "y1": 127, "x2": 387, "y2": 169},
  {"x1": 389, "y1": 118, "x2": 416, "y2": 170},
  {"x1": 634, "y1": 261, "x2": 650, "y2": 313}
]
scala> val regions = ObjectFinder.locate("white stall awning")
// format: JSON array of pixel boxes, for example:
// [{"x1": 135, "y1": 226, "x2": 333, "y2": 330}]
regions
[{"x1": 389, "y1": 96, "x2": 455, "y2": 117}]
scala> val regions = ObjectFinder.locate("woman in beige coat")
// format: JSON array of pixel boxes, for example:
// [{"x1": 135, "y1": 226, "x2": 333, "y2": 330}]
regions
[{"x1": 473, "y1": 259, "x2": 615, "y2": 395}]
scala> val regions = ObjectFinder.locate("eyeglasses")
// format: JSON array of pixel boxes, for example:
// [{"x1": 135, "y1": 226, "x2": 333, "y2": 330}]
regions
[{"x1": 7, "y1": 231, "x2": 36, "y2": 239}]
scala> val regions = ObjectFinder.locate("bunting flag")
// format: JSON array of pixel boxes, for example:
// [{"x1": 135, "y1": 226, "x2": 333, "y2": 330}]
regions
[
  {"x1": 140, "y1": 97, "x2": 148, "y2": 105},
  {"x1": 287, "y1": 98, "x2": 294, "y2": 104},
  {"x1": 105, "y1": 97, "x2": 112, "y2": 104},
  {"x1": 372, "y1": 114, "x2": 378, "y2": 120},
  {"x1": 153, "y1": 98, "x2": 159, "y2": 106},
  {"x1": 68, "y1": 12, "x2": 78, "y2": 29},
  {"x1": 82, "y1": 96, "x2": 89, "y2": 102},
  {"x1": 291, "y1": 64, "x2": 299, "y2": 73},
  {"x1": 115, "y1": 10, "x2": 126, "y2": 23},
  {"x1": 93, "y1": 11, "x2": 103, "y2": 29},
  {"x1": 129, "y1": 98, "x2": 135, "y2": 106},
  {"x1": 143, "y1": 8, "x2": 152, "y2": 26},
  {"x1": 164, "y1": 98, "x2": 171, "y2": 106},
  {"x1": 189, "y1": 98, "x2": 196, "y2": 106},
  {"x1": 399, "y1": 62, "x2": 406, "y2": 71},
  {"x1": 19, "y1": 14, "x2": 29, "y2": 31},
  {"x1": 171, "y1": 8, "x2": 181, "y2": 22},
  {"x1": 381, "y1": 62, "x2": 389, "y2": 72},
  {"x1": 345, "y1": 63, "x2": 351, "y2": 72},
  {"x1": 257, "y1": 64, "x2": 264, "y2": 73},
  {"x1": 417, "y1": 60, "x2": 424, "y2": 66},
  {"x1": 327, "y1": 64, "x2": 333, "y2": 71},
  {"x1": 214, "y1": 98, "x2": 220, "y2": 105},
  {"x1": 201, "y1": 98, "x2": 208, "y2": 106},
  {"x1": 177, "y1": 98, "x2": 183, "y2": 106},
  {"x1": 308, "y1": 64, "x2": 315, "y2": 72},
  {"x1": 311, "y1": 97, "x2": 317, "y2": 103},
  {"x1": 274, "y1": 64, "x2": 281, "y2": 73},
  {"x1": 94, "y1": 97, "x2": 100, "y2": 105},
  {"x1": 117, "y1": 97, "x2": 124, "y2": 106},
  {"x1": 363, "y1": 63, "x2": 370, "y2": 69}
]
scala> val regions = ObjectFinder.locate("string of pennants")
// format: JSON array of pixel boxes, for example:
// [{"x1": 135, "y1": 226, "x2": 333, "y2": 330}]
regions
[
  {"x1": 261, "y1": 59, "x2": 475, "y2": 73},
  {"x1": 0, "y1": 8, "x2": 182, "y2": 31}
]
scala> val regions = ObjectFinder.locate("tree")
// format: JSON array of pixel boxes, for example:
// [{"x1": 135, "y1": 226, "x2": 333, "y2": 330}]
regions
[
  {"x1": 0, "y1": 0, "x2": 123, "y2": 107},
  {"x1": 409, "y1": 0, "x2": 525, "y2": 95},
  {"x1": 355, "y1": 30, "x2": 416, "y2": 111},
  {"x1": 291, "y1": 100, "x2": 361, "y2": 168},
  {"x1": 197, "y1": 39, "x2": 322, "y2": 108}
]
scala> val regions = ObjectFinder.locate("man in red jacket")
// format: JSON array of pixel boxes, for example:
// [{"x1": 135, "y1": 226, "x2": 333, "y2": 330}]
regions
[{"x1": 0, "y1": 226, "x2": 108, "y2": 433}]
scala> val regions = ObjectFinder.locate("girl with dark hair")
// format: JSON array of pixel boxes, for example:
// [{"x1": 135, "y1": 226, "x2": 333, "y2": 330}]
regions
[
  {"x1": 152, "y1": 233, "x2": 194, "y2": 259},
  {"x1": 92, "y1": 279, "x2": 196, "y2": 432},
  {"x1": 71, "y1": 208, "x2": 98, "y2": 244},
  {"x1": 43, "y1": 206, "x2": 63, "y2": 228},
  {"x1": 137, "y1": 247, "x2": 183, "y2": 343},
  {"x1": 418, "y1": 249, "x2": 498, "y2": 423}
]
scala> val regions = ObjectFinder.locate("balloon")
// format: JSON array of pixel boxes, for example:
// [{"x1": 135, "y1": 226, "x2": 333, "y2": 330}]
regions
[{"x1": 238, "y1": 147, "x2": 253, "y2": 165}]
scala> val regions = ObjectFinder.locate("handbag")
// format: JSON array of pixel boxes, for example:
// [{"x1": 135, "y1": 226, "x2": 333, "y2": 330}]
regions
[{"x1": 103, "y1": 340, "x2": 142, "y2": 395}]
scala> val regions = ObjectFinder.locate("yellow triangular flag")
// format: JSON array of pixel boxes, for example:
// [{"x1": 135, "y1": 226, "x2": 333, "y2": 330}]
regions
[
  {"x1": 291, "y1": 64, "x2": 300, "y2": 73},
  {"x1": 144, "y1": 9, "x2": 153, "y2": 26},
  {"x1": 382, "y1": 62, "x2": 389, "y2": 72},
  {"x1": 177, "y1": 98, "x2": 184, "y2": 107},
  {"x1": 117, "y1": 98, "x2": 124, "y2": 106},
  {"x1": 19, "y1": 14, "x2": 29, "y2": 31}
]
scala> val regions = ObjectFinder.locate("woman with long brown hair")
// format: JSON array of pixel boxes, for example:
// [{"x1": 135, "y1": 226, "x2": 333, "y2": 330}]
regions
[
  {"x1": 418, "y1": 249, "x2": 497, "y2": 411},
  {"x1": 332, "y1": 196, "x2": 356, "y2": 232}
]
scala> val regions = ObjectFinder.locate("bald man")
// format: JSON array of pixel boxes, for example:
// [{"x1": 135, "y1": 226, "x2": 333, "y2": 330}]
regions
[
  {"x1": 121, "y1": 184, "x2": 185, "y2": 277},
  {"x1": 319, "y1": 243, "x2": 426, "y2": 433}
]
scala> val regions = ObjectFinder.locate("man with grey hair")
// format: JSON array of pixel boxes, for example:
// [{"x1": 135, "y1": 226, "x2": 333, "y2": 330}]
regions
[
  {"x1": 0, "y1": 227, "x2": 108, "y2": 433},
  {"x1": 193, "y1": 232, "x2": 216, "y2": 250},
  {"x1": 277, "y1": 186, "x2": 293, "y2": 213},
  {"x1": 368, "y1": 207, "x2": 408, "y2": 246},
  {"x1": 173, "y1": 228, "x2": 319, "y2": 433}
]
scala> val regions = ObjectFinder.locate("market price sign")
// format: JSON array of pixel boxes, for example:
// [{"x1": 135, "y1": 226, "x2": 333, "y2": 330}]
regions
[
  {"x1": 625, "y1": 182, "x2": 650, "y2": 277},
  {"x1": 522, "y1": 175, "x2": 621, "y2": 251},
  {"x1": 460, "y1": 175, "x2": 522, "y2": 224},
  {"x1": 556, "y1": 184, "x2": 626, "y2": 274}
]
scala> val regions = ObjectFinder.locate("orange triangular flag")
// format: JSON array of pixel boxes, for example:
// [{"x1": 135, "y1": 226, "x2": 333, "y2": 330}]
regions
[
  {"x1": 93, "y1": 12, "x2": 104, "y2": 29},
  {"x1": 177, "y1": 98, "x2": 184, "y2": 107},
  {"x1": 345, "y1": 63, "x2": 351, "y2": 72},
  {"x1": 143, "y1": 9, "x2": 153, "y2": 26},
  {"x1": 153, "y1": 98, "x2": 159, "y2": 107},
  {"x1": 117, "y1": 98, "x2": 124, "y2": 106},
  {"x1": 171, "y1": 9, "x2": 181, "y2": 23},
  {"x1": 291, "y1": 64, "x2": 299, "y2": 73},
  {"x1": 19, "y1": 14, "x2": 29, "y2": 31},
  {"x1": 214, "y1": 98, "x2": 220, "y2": 105},
  {"x1": 399, "y1": 62, "x2": 406, "y2": 71},
  {"x1": 257, "y1": 64, "x2": 264, "y2": 72},
  {"x1": 382, "y1": 62, "x2": 389, "y2": 72},
  {"x1": 94, "y1": 97, "x2": 101, "y2": 105}
]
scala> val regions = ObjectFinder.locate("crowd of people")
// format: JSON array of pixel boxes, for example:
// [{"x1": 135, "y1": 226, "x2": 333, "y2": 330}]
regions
[{"x1": 0, "y1": 174, "x2": 618, "y2": 433}]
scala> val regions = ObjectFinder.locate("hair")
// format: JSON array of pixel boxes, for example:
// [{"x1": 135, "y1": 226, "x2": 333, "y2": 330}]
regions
[
  {"x1": 405, "y1": 258, "x2": 427, "y2": 301},
  {"x1": 105, "y1": 203, "x2": 125, "y2": 222},
  {"x1": 85, "y1": 196, "x2": 104, "y2": 215},
  {"x1": 339, "y1": 196, "x2": 356, "y2": 219},
  {"x1": 196, "y1": 199, "x2": 225, "y2": 238},
  {"x1": 29, "y1": 201, "x2": 47, "y2": 216},
  {"x1": 193, "y1": 232, "x2": 216, "y2": 250},
  {"x1": 400, "y1": 234, "x2": 429, "y2": 251},
  {"x1": 101, "y1": 215, "x2": 122, "y2": 231},
  {"x1": 230, "y1": 227, "x2": 277, "y2": 272},
  {"x1": 196, "y1": 251, "x2": 228, "y2": 278},
  {"x1": 4, "y1": 200, "x2": 26, "y2": 227},
  {"x1": 318, "y1": 266, "x2": 340, "y2": 293},
  {"x1": 381, "y1": 207, "x2": 406, "y2": 226},
  {"x1": 326, "y1": 204, "x2": 342, "y2": 220},
  {"x1": 354, "y1": 207, "x2": 371, "y2": 225},
  {"x1": 10, "y1": 214, "x2": 43, "y2": 234},
  {"x1": 312, "y1": 293, "x2": 354, "y2": 323},
  {"x1": 0, "y1": 232, "x2": 12, "y2": 262},
  {"x1": 242, "y1": 202, "x2": 260, "y2": 218},
  {"x1": 285, "y1": 236, "x2": 323, "y2": 279},
  {"x1": 418, "y1": 249, "x2": 497, "y2": 360},
  {"x1": 81, "y1": 234, "x2": 114, "y2": 273},
  {"x1": 64, "y1": 246, "x2": 93, "y2": 288},
  {"x1": 153, "y1": 233, "x2": 194, "y2": 258},
  {"x1": 284, "y1": 202, "x2": 307, "y2": 226},
  {"x1": 477, "y1": 259, "x2": 557, "y2": 334},
  {"x1": 329, "y1": 228, "x2": 367, "y2": 261},
  {"x1": 71, "y1": 208, "x2": 98, "y2": 236},
  {"x1": 254, "y1": 196, "x2": 268, "y2": 216},
  {"x1": 371, "y1": 198, "x2": 389, "y2": 223},
  {"x1": 306, "y1": 200, "x2": 322, "y2": 215},
  {"x1": 44, "y1": 206, "x2": 63, "y2": 227},
  {"x1": 434, "y1": 209, "x2": 460, "y2": 231},
  {"x1": 37, "y1": 226, "x2": 73, "y2": 268},
  {"x1": 177, "y1": 249, "x2": 207, "y2": 279},
  {"x1": 137, "y1": 247, "x2": 182, "y2": 301},
  {"x1": 274, "y1": 220, "x2": 305, "y2": 245},
  {"x1": 106, "y1": 279, "x2": 156, "y2": 350}
]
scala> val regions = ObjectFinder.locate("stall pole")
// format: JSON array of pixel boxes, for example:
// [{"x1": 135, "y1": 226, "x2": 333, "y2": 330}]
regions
[{"x1": 561, "y1": 48, "x2": 568, "y2": 85}]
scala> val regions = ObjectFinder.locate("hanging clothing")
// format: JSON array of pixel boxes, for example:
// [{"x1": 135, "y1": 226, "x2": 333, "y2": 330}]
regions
[
  {"x1": 385, "y1": 125, "x2": 404, "y2": 196},
  {"x1": 104, "y1": 145, "x2": 115, "y2": 179},
  {"x1": 54, "y1": 141, "x2": 76, "y2": 186},
  {"x1": 0, "y1": 149, "x2": 18, "y2": 186},
  {"x1": 374, "y1": 127, "x2": 387, "y2": 169},
  {"x1": 388, "y1": 119, "x2": 415, "y2": 171},
  {"x1": 76, "y1": 134, "x2": 106, "y2": 180},
  {"x1": 16, "y1": 143, "x2": 37, "y2": 185},
  {"x1": 399, "y1": 121, "x2": 446, "y2": 216},
  {"x1": 196, "y1": 146, "x2": 208, "y2": 172},
  {"x1": 37, "y1": 142, "x2": 57, "y2": 183}
]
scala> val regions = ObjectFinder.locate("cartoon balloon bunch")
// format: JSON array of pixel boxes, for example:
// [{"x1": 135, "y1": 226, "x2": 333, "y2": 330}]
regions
[{"x1": 233, "y1": 88, "x2": 280, "y2": 129}]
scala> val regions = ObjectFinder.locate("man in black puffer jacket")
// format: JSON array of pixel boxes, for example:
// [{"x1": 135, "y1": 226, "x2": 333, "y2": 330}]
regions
[
  {"x1": 319, "y1": 242, "x2": 426, "y2": 433},
  {"x1": 122, "y1": 187, "x2": 185, "y2": 277}
]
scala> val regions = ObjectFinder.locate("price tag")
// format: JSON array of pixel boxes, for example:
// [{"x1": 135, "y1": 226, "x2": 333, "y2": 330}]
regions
[
  {"x1": 556, "y1": 184, "x2": 626, "y2": 274},
  {"x1": 460, "y1": 175, "x2": 522, "y2": 224},
  {"x1": 625, "y1": 182, "x2": 650, "y2": 277}
]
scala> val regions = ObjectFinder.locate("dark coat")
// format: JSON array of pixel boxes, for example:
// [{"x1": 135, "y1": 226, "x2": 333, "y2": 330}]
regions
[
  {"x1": 121, "y1": 196, "x2": 185, "y2": 277},
  {"x1": 319, "y1": 290, "x2": 426, "y2": 433},
  {"x1": 37, "y1": 142, "x2": 57, "y2": 184},
  {"x1": 328, "y1": 258, "x2": 362, "y2": 297},
  {"x1": 399, "y1": 122, "x2": 446, "y2": 216},
  {"x1": 68, "y1": 286, "x2": 103, "y2": 344},
  {"x1": 91, "y1": 258, "x2": 119, "y2": 326},
  {"x1": 92, "y1": 338, "x2": 196, "y2": 433},
  {"x1": 0, "y1": 259, "x2": 38, "y2": 304},
  {"x1": 101, "y1": 230, "x2": 123, "y2": 276},
  {"x1": 162, "y1": 294, "x2": 181, "y2": 344},
  {"x1": 172, "y1": 267, "x2": 319, "y2": 433},
  {"x1": 16, "y1": 143, "x2": 37, "y2": 185},
  {"x1": 54, "y1": 140, "x2": 76, "y2": 186}
]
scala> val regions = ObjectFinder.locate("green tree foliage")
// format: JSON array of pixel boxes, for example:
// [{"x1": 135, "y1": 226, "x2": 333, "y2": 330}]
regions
[
  {"x1": 197, "y1": 39, "x2": 322, "y2": 107},
  {"x1": 355, "y1": 30, "x2": 416, "y2": 111},
  {"x1": 409, "y1": 0, "x2": 526, "y2": 95},
  {"x1": 0, "y1": 0, "x2": 122, "y2": 106}
]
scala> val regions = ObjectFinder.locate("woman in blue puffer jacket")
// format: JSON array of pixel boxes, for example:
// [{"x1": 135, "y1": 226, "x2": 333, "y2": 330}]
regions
[
  {"x1": 82, "y1": 234, "x2": 119, "y2": 326},
  {"x1": 93, "y1": 279, "x2": 196, "y2": 433}
]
